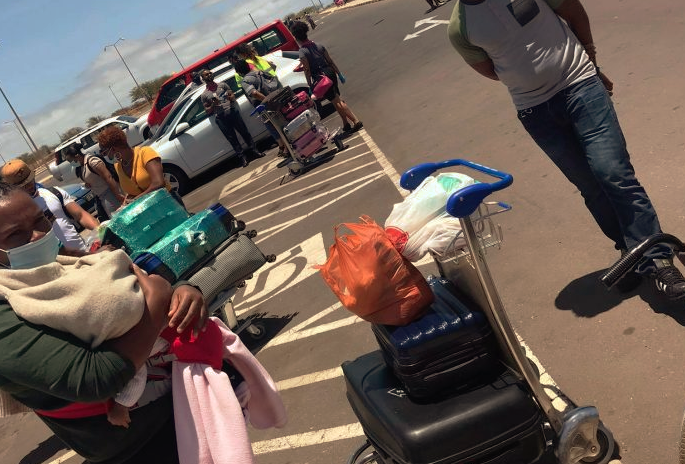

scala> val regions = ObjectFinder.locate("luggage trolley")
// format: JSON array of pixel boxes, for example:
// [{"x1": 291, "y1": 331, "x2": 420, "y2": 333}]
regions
[
  {"x1": 186, "y1": 230, "x2": 277, "y2": 342},
  {"x1": 252, "y1": 86, "x2": 345, "y2": 178},
  {"x1": 347, "y1": 159, "x2": 615, "y2": 464}
]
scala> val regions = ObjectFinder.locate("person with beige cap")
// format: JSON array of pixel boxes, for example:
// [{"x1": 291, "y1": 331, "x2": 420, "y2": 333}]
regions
[{"x1": 0, "y1": 159, "x2": 98, "y2": 252}]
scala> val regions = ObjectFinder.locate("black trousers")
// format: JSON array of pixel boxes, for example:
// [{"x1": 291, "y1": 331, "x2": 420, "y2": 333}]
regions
[{"x1": 215, "y1": 109, "x2": 255, "y2": 156}]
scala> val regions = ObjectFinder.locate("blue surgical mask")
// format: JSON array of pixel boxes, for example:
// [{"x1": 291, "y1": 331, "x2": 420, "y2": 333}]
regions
[{"x1": 0, "y1": 228, "x2": 60, "y2": 269}]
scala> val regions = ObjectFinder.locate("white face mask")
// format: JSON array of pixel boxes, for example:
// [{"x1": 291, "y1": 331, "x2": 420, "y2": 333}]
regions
[{"x1": 0, "y1": 228, "x2": 60, "y2": 270}]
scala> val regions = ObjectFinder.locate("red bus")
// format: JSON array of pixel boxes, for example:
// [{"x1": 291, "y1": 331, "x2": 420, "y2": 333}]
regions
[{"x1": 147, "y1": 19, "x2": 298, "y2": 129}]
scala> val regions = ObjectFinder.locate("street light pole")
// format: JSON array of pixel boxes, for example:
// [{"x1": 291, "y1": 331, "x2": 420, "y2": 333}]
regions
[
  {"x1": 108, "y1": 84, "x2": 125, "y2": 110},
  {"x1": 157, "y1": 32, "x2": 184, "y2": 69},
  {"x1": 4, "y1": 119, "x2": 32, "y2": 152},
  {"x1": 0, "y1": 84, "x2": 39, "y2": 153},
  {"x1": 104, "y1": 38, "x2": 151, "y2": 103},
  {"x1": 248, "y1": 13, "x2": 259, "y2": 30}
]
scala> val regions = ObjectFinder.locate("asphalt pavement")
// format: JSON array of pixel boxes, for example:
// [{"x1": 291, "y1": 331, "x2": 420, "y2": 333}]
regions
[{"x1": 3, "y1": 1, "x2": 685, "y2": 463}]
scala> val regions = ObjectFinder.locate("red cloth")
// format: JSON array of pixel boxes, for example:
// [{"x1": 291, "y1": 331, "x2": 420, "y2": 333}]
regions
[
  {"x1": 162, "y1": 321, "x2": 224, "y2": 370},
  {"x1": 36, "y1": 400, "x2": 110, "y2": 419}
]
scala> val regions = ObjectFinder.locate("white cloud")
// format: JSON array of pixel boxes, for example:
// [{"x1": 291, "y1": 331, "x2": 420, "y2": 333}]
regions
[
  {"x1": 195, "y1": 0, "x2": 225, "y2": 8},
  {"x1": 0, "y1": 0, "x2": 312, "y2": 159}
]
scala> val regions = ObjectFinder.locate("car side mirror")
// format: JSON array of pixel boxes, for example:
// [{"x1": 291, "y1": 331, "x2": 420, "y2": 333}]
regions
[{"x1": 174, "y1": 122, "x2": 190, "y2": 136}]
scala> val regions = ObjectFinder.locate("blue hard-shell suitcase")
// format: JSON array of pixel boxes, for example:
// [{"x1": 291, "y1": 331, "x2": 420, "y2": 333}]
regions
[
  {"x1": 372, "y1": 275, "x2": 501, "y2": 401},
  {"x1": 342, "y1": 351, "x2": 546, "y2": 464}
]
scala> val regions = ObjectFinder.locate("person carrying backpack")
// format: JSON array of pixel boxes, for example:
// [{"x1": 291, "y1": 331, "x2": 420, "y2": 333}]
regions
[
  {"x1": 64, "y1": 144, "x2": 124, "y2": 219},
  {"x1": 291, "y1": 21, "x2": 363, "y2": 133},
  {"x1": 0, "y1": 160, "x2": 98, "y2": 252},
  {"x1": 234, "y1": 59, "x2": 289, "y2": 157}
]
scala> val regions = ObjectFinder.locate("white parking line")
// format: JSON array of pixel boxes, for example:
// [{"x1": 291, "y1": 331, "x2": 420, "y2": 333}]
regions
[
  {"x1": 252, "y1": 423, "x2": 364, "y2": 455},
  {"x1": 45, "y1": 451, "x2": 77, "y2": 464},
  {"x1": 246, "y1": 172, "x2": 384, "y2": 225},
  {"x1": 276, "y1": 367, "x2": 343, "y2": 391},
  {"x1": 358, "y1": 129, "x2": 407, "y2": 198},
  {"x1": 235, "y1": 160, "x2": 380, "y2": 215}
]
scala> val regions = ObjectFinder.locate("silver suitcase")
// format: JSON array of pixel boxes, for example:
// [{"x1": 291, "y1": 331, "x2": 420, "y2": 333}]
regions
[
  {"x1": 188, "y1": 234, "x2": 270, "y2": 303},
  {"x1": 283, "y1": 109, "x2": 321, "y2": 142}
]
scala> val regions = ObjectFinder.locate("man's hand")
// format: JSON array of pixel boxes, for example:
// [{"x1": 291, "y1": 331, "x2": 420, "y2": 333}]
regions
[
  {"x1": 599, "y1": 70, "x2": 614, "y2": 96},
  {"x1": 168, "y1": 285, "x2": 207, "y2": 337}
]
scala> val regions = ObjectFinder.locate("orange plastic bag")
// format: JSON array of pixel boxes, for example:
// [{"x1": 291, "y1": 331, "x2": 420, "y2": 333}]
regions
[{"x1": 317, "y1": 216, "x2": 434, "y2": 325}]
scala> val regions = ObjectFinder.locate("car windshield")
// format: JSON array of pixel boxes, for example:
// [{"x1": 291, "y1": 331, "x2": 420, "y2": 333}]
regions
[
  {"x1": 156, "y1": 94, "x2": 195, "y2": 139},
  {"x1": 156, "y1": 77, "x2": 187, "y2": 110}
]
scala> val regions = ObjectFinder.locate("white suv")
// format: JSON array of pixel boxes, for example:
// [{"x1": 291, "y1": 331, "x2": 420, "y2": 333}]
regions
[{"x1": 49, "y1": 115, "x2": 147, "y2": 183}]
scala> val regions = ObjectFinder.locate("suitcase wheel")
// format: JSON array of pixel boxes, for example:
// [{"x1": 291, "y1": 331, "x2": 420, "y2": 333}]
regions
[
  {"x1": 245, "y1": 229, "x2": 257, "y2": 239},
  {"x1": 266, "y1": 254, "x2": 277, "y2": 263},
  {"x1": 346, "y1": 440, "x2": 381, "y2": 464}
]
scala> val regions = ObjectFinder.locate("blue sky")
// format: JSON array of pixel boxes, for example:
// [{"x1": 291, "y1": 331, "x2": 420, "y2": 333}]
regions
[{"x1": 0, "y1": 0, "x2": 318, "y2": 157}]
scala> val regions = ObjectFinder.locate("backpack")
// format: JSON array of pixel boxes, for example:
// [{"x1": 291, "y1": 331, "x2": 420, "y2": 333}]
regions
[
  {"x1": 245, "y1": 71, "x2": 282, "y2": 106},
  {"x1": 46, "y1": 187, "x2": 74, "y2": 221},
  {"x1": 81, "y1": 154, "x2": 119, "y2": 183}
]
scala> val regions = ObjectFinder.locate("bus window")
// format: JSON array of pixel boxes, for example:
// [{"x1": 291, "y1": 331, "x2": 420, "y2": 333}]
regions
[
  {"x1": 248, "y1": 29, "x2": 286, "y2": 56},
  {"x1": 206, "y1": 52, "x2": 236, "y2": 71},
  {"x1": 156, "y1": 77, "x2": 188, "y2": 110}
]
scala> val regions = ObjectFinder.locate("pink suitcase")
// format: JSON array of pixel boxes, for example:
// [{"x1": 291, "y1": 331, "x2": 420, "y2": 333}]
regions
[
  {"x1": 293, "y1": 126, "x2": 319, "y2": 151},
  {"x1": 295, "y1": 127, "x2": 328, "y2": 158},
  {"x1": 281, "y1": 92, "x2": 315, "y2": 120}
]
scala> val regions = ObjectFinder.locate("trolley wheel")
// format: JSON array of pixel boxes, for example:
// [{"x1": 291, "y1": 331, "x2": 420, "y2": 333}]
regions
[
  {"x1": 266, "y1": 254, "x2": 277, "y2": 263},
  {"x1": 334, "y1": 135, "x2": 345, "y2": 152},
  {"x1": 556, "y1": 407, "x2": 615, "y2": 464},
  {"x1": 578, "y1": 423, "x2": 614, "y2": 464},
  {"x1": 347, "y1": 440, "x2": 381, "y2": 464},
  {"x1": 245, "y1": 322, "x2": 266, "y2": 341},
  {"x1": 289, "y1": 165, "x2": 302, "y2": 175},
  {"x1": 236, "y1": 220, "x2": 246, "y2": 232},
  {"x1": 246, "y1": 229, "x2": 258, "y2": 239}
]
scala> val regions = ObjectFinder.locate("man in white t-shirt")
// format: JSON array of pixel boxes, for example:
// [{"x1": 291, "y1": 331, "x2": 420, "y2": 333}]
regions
[
  {"x1": 448, "y1": 0, "x2": 685, "y2": 300},
  {"x1": 0, "y1": 160, "x2": 98, "y2": 252}
]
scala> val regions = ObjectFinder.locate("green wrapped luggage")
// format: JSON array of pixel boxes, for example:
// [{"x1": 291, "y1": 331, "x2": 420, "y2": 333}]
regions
[
  {"x1": 133, "y1": 204, "x2": 235, "y2": 282},
  {"x1": 102, "y1": 189, "x2": 189, "y2": 254}
]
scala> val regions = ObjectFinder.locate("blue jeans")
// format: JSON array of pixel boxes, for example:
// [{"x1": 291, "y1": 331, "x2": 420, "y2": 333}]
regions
[
  {"x1": 517, "y1": 75, "x2": 670, "y2": 274},
  {"x1": 215, "y1": 109, "x2": 254, "y2": 156}
]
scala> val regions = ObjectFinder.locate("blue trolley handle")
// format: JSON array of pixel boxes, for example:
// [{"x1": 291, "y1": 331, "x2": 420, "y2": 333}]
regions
[
  {"x1": 250, "y1": 104, "x2": 266, "y2": 117},
  {"x1": 400, "y1": 159, "x2": 513, "y2": 218}
]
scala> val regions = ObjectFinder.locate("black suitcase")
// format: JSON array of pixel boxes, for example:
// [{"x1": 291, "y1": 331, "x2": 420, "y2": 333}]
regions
[
  {"x1": 372, "y1": 276, "x2": 501, "y2": 401},
  {"x1": 342, "y1": 351, "x2": 547, "y2": 464}
]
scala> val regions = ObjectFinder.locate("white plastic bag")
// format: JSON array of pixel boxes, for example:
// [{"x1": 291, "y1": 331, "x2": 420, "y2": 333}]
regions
[
  {"x1": 385, "y1": 173, "x2": 474, "y2": 262},
  {"x1": 402, "y1": 212, "x2": 466, "y2": 262}
]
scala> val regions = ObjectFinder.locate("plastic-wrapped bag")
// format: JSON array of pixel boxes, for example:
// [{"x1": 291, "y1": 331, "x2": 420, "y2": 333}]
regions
[
  {"x1": 317, "y1": 216, "x2": 433, "y2": 326},
  {"x1": 402, "y1": 212, "x2": 466, "y2": 262},
  {"x1": 385, "y1": 173, "x2": 474, "y2": 261}
]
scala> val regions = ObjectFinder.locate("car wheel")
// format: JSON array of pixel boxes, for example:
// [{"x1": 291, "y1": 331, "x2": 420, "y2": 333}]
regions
[{"x1": 163, "y1": 164, "x2": 190, "y2": 196}]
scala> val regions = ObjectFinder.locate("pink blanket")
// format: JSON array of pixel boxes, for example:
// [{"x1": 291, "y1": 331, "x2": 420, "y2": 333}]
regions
[{"x1": 168, "y1": 318, "x2": 287, "y2": 464}]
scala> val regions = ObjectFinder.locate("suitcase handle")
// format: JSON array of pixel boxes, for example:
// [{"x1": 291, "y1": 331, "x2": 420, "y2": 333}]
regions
[{"x1": 400, "y1": 159, "x2": 513, "y2": 218}]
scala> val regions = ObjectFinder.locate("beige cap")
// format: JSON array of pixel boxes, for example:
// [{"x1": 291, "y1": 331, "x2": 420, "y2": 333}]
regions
[{"x1": 0, "y1": 159, "x2": 35, "y2": 187}]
